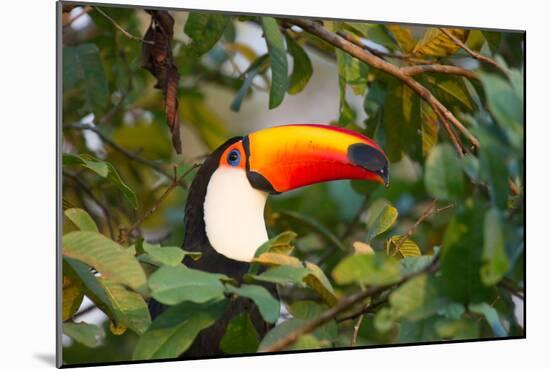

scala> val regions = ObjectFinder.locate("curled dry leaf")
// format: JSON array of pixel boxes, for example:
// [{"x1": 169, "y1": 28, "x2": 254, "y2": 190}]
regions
[{"x1": 141, "y1": 10, "x2": 182, "y2": 154}]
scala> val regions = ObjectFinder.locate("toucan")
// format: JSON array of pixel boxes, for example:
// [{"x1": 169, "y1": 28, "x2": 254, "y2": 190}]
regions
[{"x1": 149, "y1": 124, "x2": 389, "y2": 357}]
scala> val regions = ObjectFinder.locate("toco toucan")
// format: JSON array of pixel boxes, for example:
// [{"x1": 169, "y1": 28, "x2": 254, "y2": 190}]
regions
[{"x1": 149, "y1": 124, "x2": 389, "y2": 357}]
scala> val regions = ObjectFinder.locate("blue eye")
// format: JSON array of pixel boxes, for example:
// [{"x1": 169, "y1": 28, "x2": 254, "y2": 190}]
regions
[{"x1": 227, "y1": 149, "x2": 241, "y2": 166}]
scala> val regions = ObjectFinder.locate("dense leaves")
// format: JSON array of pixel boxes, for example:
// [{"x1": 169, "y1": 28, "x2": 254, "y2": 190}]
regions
[{"x1": 61, "y1": 6, "x2": 524, "y2": 365}]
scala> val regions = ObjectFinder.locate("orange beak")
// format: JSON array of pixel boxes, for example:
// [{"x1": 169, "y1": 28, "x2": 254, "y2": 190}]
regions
[{"x1": 242, "y1": 124, "x2": 388, "y2": 193}]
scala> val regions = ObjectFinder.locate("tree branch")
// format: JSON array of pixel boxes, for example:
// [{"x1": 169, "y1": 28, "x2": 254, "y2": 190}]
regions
[
  {"x1": 286, "y1": 19, "x2": 480, "y2": 154},
  {"x1": 401, "y1": 64, "x2": 478, "y2": 79},
  {"x1": 127, "y1": 164, "x2": 199, "y2": 236},
  {"x1": 391, "y1": 201, "x2": 454, "y2": 257},
  {"x1": 439, "y1": 28, "x2": 508, "y2": 77},
  {"x1": 94, "y1": 7, "x2": 154, "y2": 45},
  {"x1": 259, "y1": 255, "x2": 440, "y2": 352},
  {"x1": 64, "y1": 123, "x2": 190, "y2": 189}
]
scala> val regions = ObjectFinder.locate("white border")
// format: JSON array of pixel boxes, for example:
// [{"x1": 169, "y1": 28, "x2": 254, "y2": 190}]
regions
[{"x1": 2, "y1": 1, "x2": 544, "y2": 368}]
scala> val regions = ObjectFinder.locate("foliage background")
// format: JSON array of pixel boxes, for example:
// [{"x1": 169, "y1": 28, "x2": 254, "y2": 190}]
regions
[{"x1": 60, "y1": 3, "x2": 524, "y2": 365}]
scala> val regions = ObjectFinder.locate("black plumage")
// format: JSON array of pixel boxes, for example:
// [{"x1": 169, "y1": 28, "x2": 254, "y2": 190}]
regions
[{"x1": 148, "y1": 137, "x2": 276, "y2": 358}]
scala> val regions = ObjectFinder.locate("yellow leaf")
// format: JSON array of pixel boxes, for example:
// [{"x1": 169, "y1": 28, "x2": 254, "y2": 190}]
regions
[
  {"x1": 387, "y1": 25, "x2": 416, "y2": 52},
  {"x1": 109, "y1": 320, "x2": 127, "y2": 336},
  {"x1": 225, "y1": 42, "x2": 258, "y2": 62},
  {"x1": 252, "y1": 252, "x2": 302, "y2": 268},
  {"x1": 385, "y1": 236, "x2": 421, "y2": 258},
  {"x1": 304, "y1": 262, "x2": 338, "y2": 306},
  {"x1": 412, "y1": 28, "x2": 469, "y2": 57},
  {"x1": 353, "y1": 241, "x2": 375, "y2": 255},
  {"x1": 62, "y1": 275, "x2": 84, "y2": 321}
]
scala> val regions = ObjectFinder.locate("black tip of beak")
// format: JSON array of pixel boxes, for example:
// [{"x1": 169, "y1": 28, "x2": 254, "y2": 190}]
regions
[{"x1": 347, "y1": 143, "x2": 389, "y2": 187}]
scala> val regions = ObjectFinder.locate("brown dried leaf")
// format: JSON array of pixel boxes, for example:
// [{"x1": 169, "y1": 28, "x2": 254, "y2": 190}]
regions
[{"x1": 141, "y1": 10, "x2": 182, "y2": 154}]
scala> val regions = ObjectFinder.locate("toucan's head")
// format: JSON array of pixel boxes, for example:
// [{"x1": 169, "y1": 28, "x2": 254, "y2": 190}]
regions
[{"x1": 186, "y1": 124, "x2": 388, "y2": 263}]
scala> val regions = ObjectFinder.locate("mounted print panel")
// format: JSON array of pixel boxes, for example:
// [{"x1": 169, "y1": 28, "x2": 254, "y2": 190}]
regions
[{"x1": 58, "y1": 1, "x2": 525, "y2": 367}]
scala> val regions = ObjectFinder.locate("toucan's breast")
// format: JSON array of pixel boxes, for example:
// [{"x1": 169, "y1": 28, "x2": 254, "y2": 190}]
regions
[{"x1": 203, "y1": 166, "x2": 269, "y2": 262}]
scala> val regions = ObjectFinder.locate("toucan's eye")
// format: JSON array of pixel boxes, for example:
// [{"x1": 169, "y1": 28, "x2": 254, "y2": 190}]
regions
[{"x1": 227, "y1": 149, "x2": 241, "y2": 166}]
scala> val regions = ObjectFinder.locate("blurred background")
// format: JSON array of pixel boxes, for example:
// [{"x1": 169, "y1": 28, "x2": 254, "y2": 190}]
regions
[{"x1": 61, "y1": 3, "x2": 524, "y2": 364}]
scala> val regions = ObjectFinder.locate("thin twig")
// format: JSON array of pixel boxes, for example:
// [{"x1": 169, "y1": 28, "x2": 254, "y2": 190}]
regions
[
  {"x1": 71, "y1": 304, "x2": 98, "y2": 321},
  {"x1": 351, "y1": 314, "x2": 364, "y2": 346},
  {"x1": 127, "y1": 164, "x2": 199, "y2": 236},
  {"x1": 64, "y1": 123, "x2": 189, "y2": 189},
  {"x1": 287, "y1": 19, "x2": 480, "y2": 154},
  {"x1": 498, "y1": 277, "x2": 524, "y2": 300},
  {"x1": 63, "y1": 170, "x2": 115, "y2": 238},
  {"x1": 391, "y1": 201, "x2": 454, "y2": 257},
  {"x1": 337, "y1": 293, "x2": 390, "y2": 323},
  {"x1": 259, "y1": 255, "x2": 440, "y2": 352},
  {"x1": 439, "y1": 28, "x2": 508, "y2": 76},
  {"x1": 402, "y1": 64, "x2": 478, "y2": 80},
  {"x1": 94, "y1": 7, "x2": 154, "y2": 45}
]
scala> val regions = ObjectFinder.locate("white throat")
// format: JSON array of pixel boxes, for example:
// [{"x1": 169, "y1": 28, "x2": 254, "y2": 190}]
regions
[{"x1": 203, "y1": 167, "x2": 269, "y2": 262}]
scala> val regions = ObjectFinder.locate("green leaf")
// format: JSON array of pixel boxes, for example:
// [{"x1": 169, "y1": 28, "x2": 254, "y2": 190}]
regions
[
  {"x1": 424, "y1": 143, "x2": 465, "y2": 201},
  {"x1": 336, "y1": 48, "x2": 369, "y2": 96},
  {"x1": 288, "y1": 300, "x2": 337, "y2": 341},
  {"x1": 63, "y1": 44, "x2": 109, "y2": 113},
  {"x1": 63, "y1": 322, "x2": 105, "y2": 348},
  {"x1": 148, "y1": 265, "x2": 225, "y2": 305},
  {"x1": 337, "y1": 75, "x2": 356, "y2": 124},
  {"x1": 286, "y1": 35, "x2": 313, "y2": 95},
  {"x1": 64, "y1": 257, "x2": 149, "y2": 334},
  {"x1": 481, "y1": 31, "x2": 502, "y2": 54},
  {"x1": 220, "y1": 313, "x2": 259, "y2": 354},
  {"x1": 253, "y1": 231, "x2": 297, "y2": 258},
  {"x1": 383, "y1": 84, "x2": 421, "y2": 162},
  {"x1": 303, "y1": 261, "x2": 339, "y2": 306},
  {"x1": 132, "y1": 299, "x2": 227, "y2": 360},
  {"x1": 251, "y1": 265, "x2": 309, "y2": 285},
  {"x1": 63, "y1": 154, "x2": 109, "y2": 177},
  {"x1": 261, "y1": 17, "x2": 288, "y2": 109},
  {"x1": 479, "y1": 72, "x2": 523, "y2": 148},
  {"x1": 142, "y1": 242, "x2": 185, "y2": 267},
  {"x1": 332, "y1": 253, "x2": 401, "y2": 286},
  {"x1": 258, "y1": 319, "x2": 306, "y2": 351},
  {"x1": 420, "y1": 101, "x2": 439, "y2": 157},
  {"x1": 99, "y1": 279, "x2": 151, "y2": 335},
  {"x1": 184, "y1": 13, "x2": 230, "y2": 56},
  {"x1": 103, "y1": 161, "x2": 138, "y2": 209},
  {"x1": 62, "y1": 231, "x2": 147, "y2": 294},
  {"x1": 375, "y1": 275, "x2": 447, "y2": 333},
  {"x1": 469, "y1": 302, "x2": 507, "y2": 337},
  {"x1": 423, "y1": 74, "x2": 474, "y2": 112},
  {"x1": 225, "y1": 284, "x2": 280, "y2": 324},
  {"x1": 230, "y1": 54, "x2": 270, "y2": 112},
  {"x1": 366, "y1": 202, "x2": 398, "y2": 242},
  {"x1": 476, "y1": 127, "x2": 510, "y2": 209},
  {"x1": 412, "y1": 28, "x2": 468, "y2": 57},
  {"x1": 440, "y1": 205, "x2": 491, "y2": 303},
  {"x1": 63, "y1": 154, "x2": 137, "y2": 208},
  {"x1": 64, "y1": 208, "x2": 98, "y2": 232},
  {"x1": 388, "y1": 275, "x2": 430, "y2": 318},
  {"x1": 480, "y1": 208, "x2": 510, "y2": 285},
  {"x1": 64, "y1": 257, "x2": 115, "y2": 319}
]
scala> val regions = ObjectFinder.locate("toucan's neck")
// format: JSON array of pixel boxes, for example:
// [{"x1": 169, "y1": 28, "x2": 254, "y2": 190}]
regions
[{"x1": 204, "y1": 167, "x2": 269, "y2": 262}]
